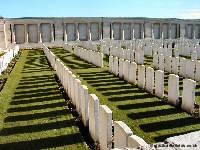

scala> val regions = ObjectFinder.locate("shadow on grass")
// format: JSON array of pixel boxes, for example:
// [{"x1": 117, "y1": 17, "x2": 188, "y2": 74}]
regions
[
  {"x1": 118, "y1": 100, "x2": 166, "y2": 110},
  {"x1": 10, "y1": 95, "x2": 63, "y2": 105},
  {"x1": 140, "y1": 117, "x2": 200, "y2": 133},
  {"x1": 127, "y1": 107, "x2": 183, "y2": 120},
  {"x1": 0, "y1": 118, "x2": 74, "y2": 135},
  {"x1": 0, "y1": 133, "x2": 84, "y2": 150},
  {"x1": 12, "y1": 90, "x2": 59, "y2": 100},
  {"x1": 108, "y1": 93, "x2": 155, "y2": 102},
  {"x1": 7, "y1": 101, "x2": 67, "y2": 113}
]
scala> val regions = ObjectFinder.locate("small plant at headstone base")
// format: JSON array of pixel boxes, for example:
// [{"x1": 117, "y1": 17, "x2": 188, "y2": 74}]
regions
[
  {"x1": 95, "y1": 142, "x2": 100, "y2": 150},
  {"x1": 121, "y1": 45, "x2": 126, "y2": 49},
  {"x1": 192, "y1": 104, "x2": 200, "y2": 118}
]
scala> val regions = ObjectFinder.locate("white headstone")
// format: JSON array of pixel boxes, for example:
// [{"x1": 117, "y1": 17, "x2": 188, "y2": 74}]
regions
[
  {"x1": 145, "y1": 67, "x2": 154, "y2": 93},
  {"x1": 195, "y1": 61, "x2": 200, "y2": 81},
  {"x1": 118, "y1": 58, "x2": 124, "y2": 78},
  {"x1": 153, "y1": 53, "x2": 159, "y2": 69},
  {"x1": 114, "y1": 121, "x2": 133, "y2": 148},
  {"x1": 123, "y1": 60, "x2": 130, "y2": 81},
  {"x1": 164, "y1": 56, "x2": 172, "y2": 73},
  {"x1": 75, "y1": 79, "x2": 82, "y2": 115},
  {"x1": 191, "y1": 51, "x2": 197, "y2": 61},
  {"x1": 81, "y1": 85, "x2": 89, "y2": 127},
  {"x1": 179, "y1": 57, "x2": 187, "y2": 77},
  {"x1": 171, "y1": 57, "x2": 179, "y2": 75},
  {"x1": 113, "y1": 57, "x2": 119, "y2": 76},
  {"x1": 128, "y1": 62, "x2": 137, "y2": 84},
  {"x1": 89, "y1": 94, "x2": 99, "y2": 142},
  {"x1": 158, "y1": 54, "x2": 164, "y2": 71},
  {"x1": 186, "y1": 60, "x2": 195, "y2": 79},
  {"x1": 99, "y1": 105, "x2": 112, "y2": 150},
  {"x1": 109, "y1": 56, "x2": 114, "y2": 73},
  {"x1": 181, "y1": 79, "x2": 196, "y2": 114},
  {"x1": 168, "y1": 74, "x2": 179, "y2": 106},
  {"x1": 137, "y1": 65, "x2": 146, "y2": 89},
  {"x1": 155, "y1": 70, "x2": 164, "y2": 98},
  {"x1": 127, "y1": 135, "x2": 147, "y2": 149}
]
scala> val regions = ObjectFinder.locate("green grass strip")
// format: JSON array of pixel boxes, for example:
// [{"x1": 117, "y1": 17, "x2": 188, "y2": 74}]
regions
[{"x1": 0, "y1": 50, "x2": 88, "y2": 150}]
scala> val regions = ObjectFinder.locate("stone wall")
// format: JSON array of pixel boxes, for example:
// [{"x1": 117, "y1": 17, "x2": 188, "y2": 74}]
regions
[
  {"x1": 1, "y1": 17, "x2": 200, "y2": 46},
  {"x1": 0, "y1": 19, "x2": 6, "y2": 48}
]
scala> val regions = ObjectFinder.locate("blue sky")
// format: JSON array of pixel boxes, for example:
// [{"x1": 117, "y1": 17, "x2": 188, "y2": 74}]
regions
[{"x1": 1, "y1": 0, "x2": 200, "y2": 19}]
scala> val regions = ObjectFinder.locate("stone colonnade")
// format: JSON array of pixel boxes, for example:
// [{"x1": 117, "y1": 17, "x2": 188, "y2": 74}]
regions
[{"x1": 2, "y1": 17, "x2": 200, "y2": 45}]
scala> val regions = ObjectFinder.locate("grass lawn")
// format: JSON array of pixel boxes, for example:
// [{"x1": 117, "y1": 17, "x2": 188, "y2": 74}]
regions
[
  {"x1": 0, "y1": 50, "x2": 88, "y2": 150},
  {"x1": 51, "y1": 47, "x2": 200, "y2": 144}
]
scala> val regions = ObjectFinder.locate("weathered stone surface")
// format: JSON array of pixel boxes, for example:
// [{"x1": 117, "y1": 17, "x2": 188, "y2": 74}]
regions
[
  {"x1": 158, "y1": 54, "x2": 164, "y2": 70},
  {"x1": 123, "y1": 60, "x2": 130, "y2": 81},
  {"x1": 168, "y1": 74, "x2": 179, "y2": 106},
  {"x1": 128, "y1": 62, "x2": 137, "y2": 84},
  {"x1": 137, "y1": 65, "x2": 145, "y2": 89},
  {"x1": 171, "y1": 57, "x2": 179, "y2": 74},
  {"x1": 81, "y1": 85, "x2": 89, "y2": 127},
  {"x1": 186, "y1": 60, "x2": 195, "y2": 79},
  {"x1": 118, "y1": 58, "x2": 124, "y2": 78},
  {"x1": 164, "y1": 56, "x2": 172, "y2": 73},
  {"x1": 179, "y1": 57, "x2": 187, "y2": 77},
  {"x1": 155, "y1": 70, "x2": 164, "y2": 98},
  {"x1": 195, "y1": 61, "x2": 200, "y2": 81},
  {"x1": 114, "y1": 121, "x2": 133, "y2": 148},
  {"x1": 127, "y1": 135, "x2": 147, "y2": 149},
  {"x1": 89, "y1": 94, "x2": 99, "y2": 142},
  {"x1": 182, "y1": 79, "x2": 196, "y2": 114},
  {"x1": 145, "y1": 67, "x2": 154, "y2": 93},
  {"x1": 99, "y1": 105, "x2": 112, "y2": 150}
]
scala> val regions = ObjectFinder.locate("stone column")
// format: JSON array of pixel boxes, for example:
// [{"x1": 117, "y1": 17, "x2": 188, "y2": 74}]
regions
[
  {"x1": 141, "y1": 23, "x2": 145, "y2": 39},
  {"x1": 99, "y1": 23, "x2": 102, "y2": 40},
  {"x1": 88, "y1": 23, "x2": 91, "y2": 41},
  {"x1": 193, "y1": 24, "x2": 196, "y2": 39},
  {"x1": 121, "y1": 22, "x2": 124, "y2": 40},
  {"x1": 38, "y1": 24, "x2": 41, "y2": 43},
  {"x1": 11, "y1": 24, "x2": 16, "y2": 43},
  {"x1": 169, "y1": 23, "x2": 172, "y2": 39},
  {"x1": 63, "y1": 23, "x2": 67, "y2": 42},
  {"x1": 151, "y1": 23, "x2": 154, "y2": 39},
  {"x1": 160, "y1": 23, "x2": 163, "y2": 39},
  {"x1": 180, "y1": 23, "x2": 186, "y2": 39},
  {"x1": 131, "y1": 23, "x2": 134, "y2": 39},
  {"x1": 111, "y1": 22, "x2": 114, "y2": 39},
  {"x1": 25, "y1": 24, "x2": 28, "y2": 43},
  {"x1": 75, "y1": 23, "x2": 79, "y2": 41},
  {"x1": 50, "y1": 23, "x2": 53, "y2": 42}
]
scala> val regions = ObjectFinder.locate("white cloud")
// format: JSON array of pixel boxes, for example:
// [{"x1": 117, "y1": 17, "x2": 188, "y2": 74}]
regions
[{"x1": 179, "y1": 9, "x2": 200, "y2": 19}]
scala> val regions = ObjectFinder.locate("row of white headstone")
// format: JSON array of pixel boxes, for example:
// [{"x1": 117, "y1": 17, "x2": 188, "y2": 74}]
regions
[
  {"x1": 73, "y1": 46, "x2": 104, "y2": 68},
  {"x1": 103, "y1": 45, "x2": 144, "y2": 65},
  {"x1": 75, "y1": 41, "x2": 100, "y2": 52},
  {"x1": 63, "y1": 43, "x2": 73, "y2": 52},
  {"x1": 153, "y1": 53, "x2": 200, "y2": 81},
  {"x1": 0, "y1": 45, "x2": 19, "y2": 75},
  {"x1": 109, "y1": 55, "x2": 196, "y2": 114},
  {"x1": 43, "y1": 44, "x2": 147, "y2": 150}
]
